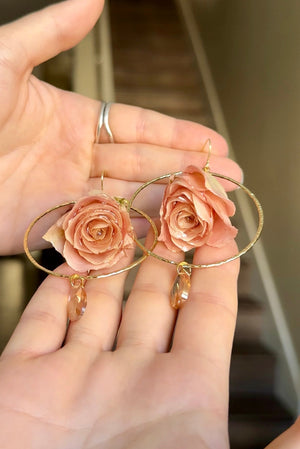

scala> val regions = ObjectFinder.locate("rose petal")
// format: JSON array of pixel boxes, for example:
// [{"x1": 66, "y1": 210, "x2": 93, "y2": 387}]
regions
[
  {"x1": 159, "y1": 165, "x2": 237, "y2": 253},
  {"x1": 206, "y1": 216, "x2": 238, "y2": 247},
  {"x1": 43, "y1": 221, "x2": 65, "y2": 254},
  {"x1": 203, "y1": 170, "x2": 228, "y2": 199},
  {"x1": 205, "y1": 191, "x2": 235, "y2": 222},
  {"x1": 63, "y1": 240, "x2": 93, "y2": 272},
  {"x1": 192, "y1": 194, "x2": 213, "y2": 224},
  {"x1": 43, "y1": 193, "x2": 135, "y2": 271},
  {"x1": 78, "y1": 247, "x2": 123, "y2": 267}
]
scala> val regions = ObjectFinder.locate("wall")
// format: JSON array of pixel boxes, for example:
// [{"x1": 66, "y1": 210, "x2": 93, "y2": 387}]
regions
[{"x1": 190, "y1": 0, "x2": 300, "y2": 360}]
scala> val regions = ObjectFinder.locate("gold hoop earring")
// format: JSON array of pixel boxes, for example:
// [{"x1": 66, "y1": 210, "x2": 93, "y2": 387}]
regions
[
  {"x1": 128, "y1": 164, "x2": 263, "y2": 309},
  {"x1": 24, "y1": 194, "x2": 158, "y2": 321}
]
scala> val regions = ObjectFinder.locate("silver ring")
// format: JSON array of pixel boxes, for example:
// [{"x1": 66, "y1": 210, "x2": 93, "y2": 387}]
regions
[{"x1": 95, "y1": 102, "x2": 114, "y2": 143}]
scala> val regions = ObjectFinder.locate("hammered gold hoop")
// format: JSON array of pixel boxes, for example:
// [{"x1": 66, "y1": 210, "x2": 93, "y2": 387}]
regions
[
  {"x1": 24, "y1": 200, "x2": 158, "y2": 281},
  {"x1": 128, "y1": 171, "x2": 264, "y2": 269}
]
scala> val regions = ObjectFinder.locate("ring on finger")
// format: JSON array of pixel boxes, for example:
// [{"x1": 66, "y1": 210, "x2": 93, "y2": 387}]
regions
[{"x1": 95, "y1": 102, "x2": 114, "y2": 144}]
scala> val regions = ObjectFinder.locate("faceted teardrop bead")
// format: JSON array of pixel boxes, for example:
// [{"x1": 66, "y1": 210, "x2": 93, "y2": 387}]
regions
[
  {"x1": 68, "y1": 279, "x2": 87, "y2": 321},
  {"x1": 170, "y1": 269, "x2": 191, "y2": 309}
]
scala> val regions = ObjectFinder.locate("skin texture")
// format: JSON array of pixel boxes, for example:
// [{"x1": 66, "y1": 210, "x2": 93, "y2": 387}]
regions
[
  {"x1": 0, "y1": 1, "x2": 297, "y2": 448},
  {"x1": 0, "y1": 238, "x2": 240, "y2": 449},
  {"x1": 0, "y1": 0, "x2": 240, "y2": 255}
]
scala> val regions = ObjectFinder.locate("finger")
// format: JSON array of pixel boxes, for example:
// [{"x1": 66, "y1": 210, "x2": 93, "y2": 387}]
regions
[
  {"x1": 94, "y1": 103, "x2": 229, "y2": 156},
  {"x1": 88, "y1": 177, "x2": 163, "y2": 209},
  {"x1": 65, "y1": 254, "x2": 133, "y2": 353},
  {"x1": 91, "y1": 143, "x2": 242, "y2": 190},
  {"x1": 172, "y1": 240, "x2": 240, "y2": 370},
  {"x1": 117, "y1": 232, "x2": 182, "y2": 353},
  {"x1": 1, "y1": 265, "x2": 71, "y2": 359},
  {"x1": 0, "y1": 0, "x2": 104, "y2": 71}
]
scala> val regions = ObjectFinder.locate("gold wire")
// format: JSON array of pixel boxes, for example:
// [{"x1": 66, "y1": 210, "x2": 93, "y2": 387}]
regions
[
  {"x1": 100, "y1": 171, "x2": 105, "y2": 191},
  {"x1": 23, "y1": 201, "x2": 158, "y2": 280},
  {"x1": 203, "y1": 138, "x2": 212, "y2": 172},
  {"x1": 128, "y1": 171, "x2": 264, "y2": 269}
]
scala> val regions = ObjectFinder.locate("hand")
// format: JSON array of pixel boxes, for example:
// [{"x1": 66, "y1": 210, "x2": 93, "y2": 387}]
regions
[
  {"x1": 0, "y1": 0, "x2": 241, "y2": 255},
  {"x1": 0, "y1": 235, "x2": 240, "y2": 449}
]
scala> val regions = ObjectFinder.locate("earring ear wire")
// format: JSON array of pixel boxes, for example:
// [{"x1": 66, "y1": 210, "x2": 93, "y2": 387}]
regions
[
  {"x1": 202, "y1": 138, "x2": 212, "y2": 172},
  {"x1": 100, "y1": 171, "x2": 105, "y2": 191}
]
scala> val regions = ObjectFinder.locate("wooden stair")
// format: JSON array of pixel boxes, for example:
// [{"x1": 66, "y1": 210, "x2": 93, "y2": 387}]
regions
[
  {"x1": 109, "y1": 0, "x2": 294, "y2": 447},
  {"x1": 229, "y1": 393, "x2": 293, "y2": 449},
  {"x1": 110, "y1": 0, "x2": 214, "y2": 126}
]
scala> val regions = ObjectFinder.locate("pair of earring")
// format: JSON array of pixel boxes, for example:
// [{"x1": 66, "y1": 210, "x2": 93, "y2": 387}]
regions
[{"x1": 24, "y1": 140, "x2": 263, "y2": 321}]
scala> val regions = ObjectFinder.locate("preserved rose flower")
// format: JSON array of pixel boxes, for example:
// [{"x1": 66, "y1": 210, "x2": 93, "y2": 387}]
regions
[
  {"x1": 43, "y1": 193, "x2": 135, "y2": 272},
  {"x1": 158, "y1": 166, "x2": 238, "y2": 252}
]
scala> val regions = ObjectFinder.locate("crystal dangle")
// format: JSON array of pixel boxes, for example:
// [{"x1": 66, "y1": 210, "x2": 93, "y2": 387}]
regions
[
  {"x1": 170, "y1": 262, "x2": 192, "y2": 309},
  {"x1": 68, "y1": 274, "x2": 87, "y2": 321}
]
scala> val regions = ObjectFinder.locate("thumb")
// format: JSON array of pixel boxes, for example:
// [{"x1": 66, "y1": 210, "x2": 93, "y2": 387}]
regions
[{"x1": 0, "y1": 0, "x2": 104, "y2": 71}]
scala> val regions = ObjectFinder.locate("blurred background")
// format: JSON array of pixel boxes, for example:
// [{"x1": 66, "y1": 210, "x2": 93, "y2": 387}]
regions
[{"x1": 1, "y1": 0, "x2": 299, "y2": 447}]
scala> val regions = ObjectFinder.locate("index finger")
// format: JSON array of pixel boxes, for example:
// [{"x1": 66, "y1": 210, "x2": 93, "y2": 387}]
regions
[{"x1": 96, "y1": 103, "x2": 229, "y2": 156}]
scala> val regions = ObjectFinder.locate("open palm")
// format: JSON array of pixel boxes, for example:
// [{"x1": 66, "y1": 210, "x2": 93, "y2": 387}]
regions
[
  {"x1": 0, "y1": 238, "x2": 239, "y2": 449},
  {"x1": 0, "y1": 0, "x2": 239, "y2": 255}
]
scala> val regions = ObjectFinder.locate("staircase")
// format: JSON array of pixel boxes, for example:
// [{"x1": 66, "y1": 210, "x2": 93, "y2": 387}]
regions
[
  {"x1": 109, "y1": 0, "x2": 294, "y2": 447},
  {"x1": 0, "y1": 0, "x2": 294, "y2": 447}
]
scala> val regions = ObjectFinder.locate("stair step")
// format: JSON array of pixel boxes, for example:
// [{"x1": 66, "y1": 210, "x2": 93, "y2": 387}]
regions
[
  {"x1": 110, "y1": 0, "x2": 214, "y2": 125},
  {"x1": 115, "y1": 66, "x2": 198, "y2": 89},
  {"x1": 115, "y1": 89, "x2": 206, "y2": 119},
  {"x1": 115, "y1": 49, "x2": 196, "y2": 73},
  {"x1": 110, "y1": 3, "x2": 293, "y2": 447},
  {"x1": 229, "y1": 394, "x2": 293, "y2": 449},
  {"x1": 230, "y1": 342, "x2": 275, "y2": 393},
  {"x1": 235, "y1": 295, "x2": 264, "y2": 343}
]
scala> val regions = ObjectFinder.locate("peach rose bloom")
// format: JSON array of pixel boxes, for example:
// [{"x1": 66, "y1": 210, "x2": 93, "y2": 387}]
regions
[
  {"x1": 43, "y1": 193, "x2": 135, "y2": 272},
  {"x1": 158, "y1": 166, "x2": 238, "y2": 252}
]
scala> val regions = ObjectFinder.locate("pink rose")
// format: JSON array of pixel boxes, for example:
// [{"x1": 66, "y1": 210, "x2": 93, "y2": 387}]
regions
[
  {"x1": 158, "y1": 166, "x2": 238, "y2": 252},
  {"x1": 43, "y1": 193, "x2": 135, "y2": 272}
]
